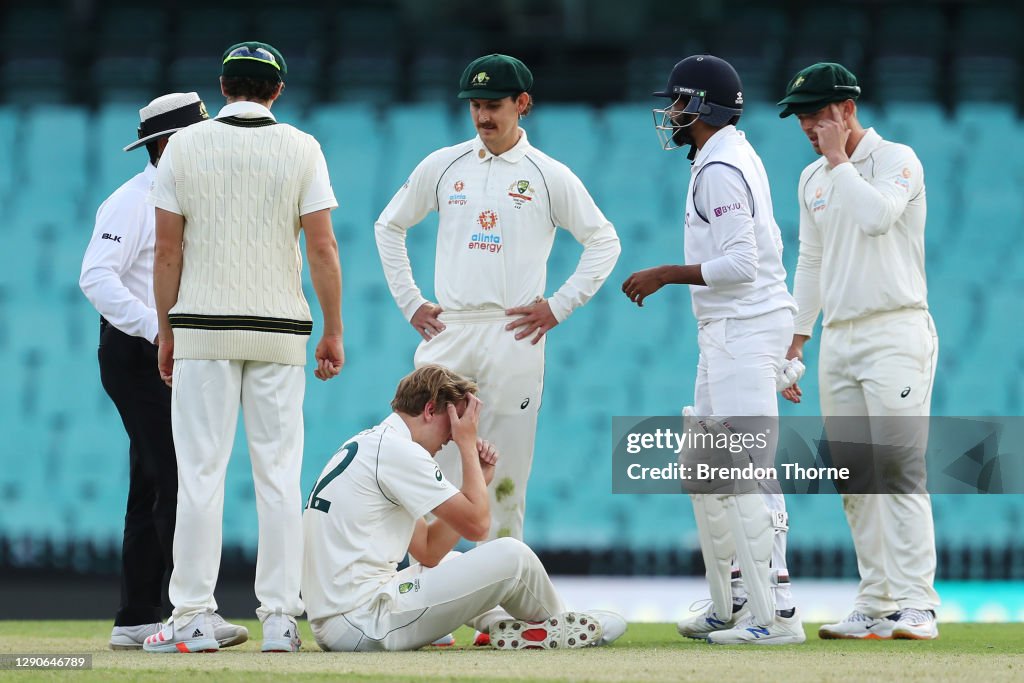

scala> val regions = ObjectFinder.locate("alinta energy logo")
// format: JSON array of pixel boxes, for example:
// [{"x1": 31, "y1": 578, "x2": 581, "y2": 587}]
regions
[
  {"x1": 469, "y1": 210, "x2": 502, "y2": 253},
  {"x1": 448, "y1": 179, "x2": 467, "y2": 206},
  {"x1": 812, "y1": 186, "x2": 827, "y2": 213}
]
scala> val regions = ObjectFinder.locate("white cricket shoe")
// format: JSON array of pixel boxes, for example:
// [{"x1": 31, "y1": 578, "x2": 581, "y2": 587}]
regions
[
  {"x1": 818, "y1": 610, "x2": 898, "y2": 640},
  {"x1": 429, "y1": 633, "x2": 456, "y2": 647},
  {"x1": 142, "y1": 613, "x2": 219, "y2": 653},
  {"x1": 261, "y1": 609, "x2": 301, "y2": 652},
  {"x1": 707, "y1": 609, "x2": 806, "y2": 645},
  {"x1": 490, "y1": 611, "x2": 623, "y2": 650},
  {"x1": 676, "y1": 599, "x2": 748, "y2": 640},
  {"x1": 892, "y1": 608, "x2": 939, "y2": 640},
  {"x1": 208, "y1": 613, "x2": 249, "y2": 648},
  {"x1": 587, "y1": 610, "x2": 627, "y2": 646},
  {"x1": 110, "y1": 622, "x2": 162, "y2": 650}
]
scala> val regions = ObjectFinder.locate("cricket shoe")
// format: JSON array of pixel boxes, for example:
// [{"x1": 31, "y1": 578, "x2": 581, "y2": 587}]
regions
[
  {"x1": 429, "y1": 633, "x2": 456, "y2": 647},
  {"x1": 490, "y1": 611, "x2": 608, "y2": 650},
  {"x1": 473, "y1": 630, "x2": 490, "y2": 646},
  {"x1": 676, "y1": 599, "x2": 749, "y2": 640},
  {"x1": 818, "y1": 610, "x2": 898, "y2": 640},
  {"x1": 892, "y1": 609, "x2": 939, "y2": 640},
  {"x1": 110, "y1": 622, "x2": 162, "y2": 650},
  {"x1": 209, "y1": 613, "x2": 249, "y2": 648},
  {"x1": 707, "y1": 608, "x2": 807, "y2": 645},
  {"x1": 261, "y1": 609, "x2": 301, "y2": 652},
  {"x1": 142, "y1": 613, "x2": 219, "y2": 653}
]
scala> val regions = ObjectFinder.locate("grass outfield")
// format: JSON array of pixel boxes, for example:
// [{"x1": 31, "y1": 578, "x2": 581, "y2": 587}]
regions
[{"x1": 0, "y1": 621, "x2": 1022, "y2": 682}]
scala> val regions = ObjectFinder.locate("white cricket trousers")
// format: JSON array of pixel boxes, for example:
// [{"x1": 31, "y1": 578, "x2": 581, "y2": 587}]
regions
[
  {"x1": 819, "y1": 308, "x2": 939, "y2": 614},
  {"x1": 694, "y1": 308, "x2": 796, "y2": 611},
  {"x1": 415, "y1": 309, "x2": 544, "y2": 542},
  {"x1": 169, "y1": 358, "x2": 306, "y2": 625},
  {"x1": 310, "y1": 538, "x2": 565, "y2": 651}
]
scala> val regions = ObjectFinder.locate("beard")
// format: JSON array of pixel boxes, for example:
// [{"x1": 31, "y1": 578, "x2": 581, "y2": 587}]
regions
[{"x1": 672, "y1": 124, "x2": 695, "y2": 149}]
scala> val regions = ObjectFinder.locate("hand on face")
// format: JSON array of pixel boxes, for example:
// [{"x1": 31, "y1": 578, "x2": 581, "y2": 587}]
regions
[
  {"x1": 813, "y1": 103, "x2": 851, "y2": 165},
  {"x1": 447, "y1": 393, "x2": 482, "y2": 450}
]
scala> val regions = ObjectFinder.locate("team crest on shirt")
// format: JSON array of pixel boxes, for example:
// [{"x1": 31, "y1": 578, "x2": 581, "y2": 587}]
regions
[
  {"x1": 811, "y1": 186, "x2": 827, "y2": 212},
  {"x1": 507, "y1": 179, "x2": 535, "y2": 209},
  {"x1": 434, "y1": 466, "x2": 443, "y2": 482},
  {"x1": 399, "y1": 579, "x2": 421, "y2": 594},
  {"x1": 469, "y1": 210, "x2": 502, "y2": 253},
  {"x1": 448, "y1": 179, "x2": 468, "y2": 206}
]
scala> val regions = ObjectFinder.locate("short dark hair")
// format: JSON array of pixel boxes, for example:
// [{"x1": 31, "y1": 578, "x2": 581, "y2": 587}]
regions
[{"x1": 221, "y1": 76, "x2": 281, "y2": 102}]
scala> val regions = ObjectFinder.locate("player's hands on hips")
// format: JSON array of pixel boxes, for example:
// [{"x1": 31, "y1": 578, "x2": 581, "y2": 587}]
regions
[
  {"x1": 622, "y1": 267, "x2": 666, "y2": 307},
  {"x1": 448, "y1": 392, "x2": 482, "y2": 450},
  {"x1": 411, "y1": 302, "x2": 445, "y2": 341},
  {"x1": 476, "y1": 438, "x2": 498, "y2": 486},
  {"x1": 314, "y1": 334, "x2": 345, "y2": 381},
  {"x1": 816, "y1": 104, "x2": 851, "y2": 167},
  {"x1": 157, "y1": 334, "x2": 174, "y2": 387},
  {"x1": 505, "y1": 297, "x2": 557, "y2": 345}
]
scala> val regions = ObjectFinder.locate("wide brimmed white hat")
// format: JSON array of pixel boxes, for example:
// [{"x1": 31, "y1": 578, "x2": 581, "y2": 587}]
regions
[{"x1": 123, "y1": 92, "x2": 208, "y2": 151}]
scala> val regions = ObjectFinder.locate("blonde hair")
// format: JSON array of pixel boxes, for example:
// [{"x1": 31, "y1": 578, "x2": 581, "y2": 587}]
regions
[{"x1": 391, "y1": 364, "x2": 478, "y2": 416}]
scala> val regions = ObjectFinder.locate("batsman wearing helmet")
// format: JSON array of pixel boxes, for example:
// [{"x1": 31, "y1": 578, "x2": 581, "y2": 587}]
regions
[{"x1": 622, "y1": 55, "x2": 805, "y2": 645}]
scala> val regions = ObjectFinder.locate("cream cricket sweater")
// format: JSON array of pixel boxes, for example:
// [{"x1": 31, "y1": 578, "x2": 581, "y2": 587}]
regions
[{"x1": 150, "y1": 107, "x2": 334, "y2": 365}]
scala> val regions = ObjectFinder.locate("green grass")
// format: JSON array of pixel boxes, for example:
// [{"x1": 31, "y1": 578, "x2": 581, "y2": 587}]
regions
[{"x1": 0, "y1": 621, "x2": 1022, "y2": 682}]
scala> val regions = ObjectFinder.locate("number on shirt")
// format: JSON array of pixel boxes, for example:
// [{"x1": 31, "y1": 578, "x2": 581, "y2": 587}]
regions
[{"x1": 305, "y1": 441, "x2": 359, "y2": 513}]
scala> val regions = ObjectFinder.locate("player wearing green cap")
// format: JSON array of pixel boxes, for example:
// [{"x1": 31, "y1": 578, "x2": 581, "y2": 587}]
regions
[
  {"x1": 778, "y1": 62, "x2": 939, "y2": 641},
  {"x1": 145, "y1": 40, "x2": 344, "y2": 653},
  {"x1": 374, "y1": 54, "x2": 620, "y2": 562}
]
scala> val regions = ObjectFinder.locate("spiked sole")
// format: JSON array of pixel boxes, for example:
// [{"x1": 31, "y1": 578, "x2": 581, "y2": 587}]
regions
[{"x1": 490, "y1": 612, "x2": 603, "y2": 650}]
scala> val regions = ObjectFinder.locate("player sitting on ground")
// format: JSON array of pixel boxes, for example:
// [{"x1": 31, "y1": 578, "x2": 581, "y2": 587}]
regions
[{"x1": 301, "y1": 364, "x2": 626, "y2": 651}]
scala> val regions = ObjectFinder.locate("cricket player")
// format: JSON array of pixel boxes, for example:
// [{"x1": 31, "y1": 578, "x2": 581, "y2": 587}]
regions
[
  {"x1": 301, "y1": 364, "x2": 626, "y2": 651},
  {"x1": 80, "y1": 92, "x2": 247, "y2": 651},
  {"x1": 778, "y1": 62, "x2": 939, "y2": 640},
  {"x1": 145, "y1": 42, "x2": 344, "y2": 653},
  {"x1": 374, "y1": 54, "x2": 621, "y2": 552},
  {"x1": 622, "y1": 54, "x2": 805, "y2": 645}
]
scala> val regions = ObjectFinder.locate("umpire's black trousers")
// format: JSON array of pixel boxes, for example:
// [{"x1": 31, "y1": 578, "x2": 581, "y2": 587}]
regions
[{"x1": 98, "y1": 319, "x2": 177, "y2": 626}]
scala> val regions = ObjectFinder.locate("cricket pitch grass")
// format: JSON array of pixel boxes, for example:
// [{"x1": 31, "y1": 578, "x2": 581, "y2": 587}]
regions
[{"x1": 1, "y1": 621, "x2": 1021, "y2": 682}]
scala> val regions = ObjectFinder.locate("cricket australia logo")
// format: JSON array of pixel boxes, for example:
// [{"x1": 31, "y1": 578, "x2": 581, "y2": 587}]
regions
[
  {"x1": 507, "y1": 179, "x2": 535, "y2": 209},
  {"x1": 472, "y1": 71, "x2": 490, "y2": 86},
  {"x1": 469, "y1": 210, "x2": 502, "y2": 254},
  {"x1": 399, "y1": 579, "x2": 421, "y2": 594}
]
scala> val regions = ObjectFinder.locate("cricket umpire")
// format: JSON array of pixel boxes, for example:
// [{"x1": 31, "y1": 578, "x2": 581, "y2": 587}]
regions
[
  {"x1": 80, "y1": 92, "x2": 246, "y2": 650},
  {"x1": 778, "y1": 62, "x2": 940, "y2": 640}
]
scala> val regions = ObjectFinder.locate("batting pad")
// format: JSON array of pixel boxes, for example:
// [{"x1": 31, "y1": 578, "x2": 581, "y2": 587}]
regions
[{"x1": 691, "y1": 493, "x2": 736, "y2": 620}]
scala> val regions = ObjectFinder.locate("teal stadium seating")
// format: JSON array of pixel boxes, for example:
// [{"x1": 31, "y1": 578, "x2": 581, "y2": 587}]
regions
[{"x1": 2, "y1": 95, "x2": 1022, "y2": 576}]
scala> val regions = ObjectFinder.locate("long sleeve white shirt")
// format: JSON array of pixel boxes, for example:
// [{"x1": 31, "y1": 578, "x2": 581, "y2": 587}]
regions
[
  {"x1": 685, "y1": 126, "x2": 795, "y2": 322},
  {"x1": 80, "y1": 162, "x2": 160, "y2": 342},
  {"x1": 792, "y1": 128, "x2": 928, "y2": 335},
  {"x1": 374, "y1": 130, "x2": 621, "y2": 322}
]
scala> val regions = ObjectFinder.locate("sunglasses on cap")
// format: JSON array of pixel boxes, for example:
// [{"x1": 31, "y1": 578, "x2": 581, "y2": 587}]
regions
[{"x1": 223, "y1": 46, "x2": 281, "y2": 71}]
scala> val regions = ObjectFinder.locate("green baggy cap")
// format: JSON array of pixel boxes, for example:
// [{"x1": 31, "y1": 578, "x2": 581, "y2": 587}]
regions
[
  {"x1": 778, "y1": 62, "x2": 860, "y2": 118},
  {"x1": 458, "y1": 54, "x2": 533, "y2": 99}
]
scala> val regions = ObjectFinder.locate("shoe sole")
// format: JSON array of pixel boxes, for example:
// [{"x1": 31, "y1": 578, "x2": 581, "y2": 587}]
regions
[
  {"x1": 143, "y1": 638, "x2": 219, "y2": 653},
  {"x1": 892, "y1": 630, "x2": 938, "y2": 640},
  {"x1": 708, "y1": 635, "x2": 807, "y2": 646},
  {"x1": 217, "y1": 632, "x2": 249, "y2": 648},
  {"x1": 109, "y1": 642, "x2": 143, "y2": 651},
  {"x1": 261, "y1": 641, "x2": 300, "y2": 653},
  {"x1": 491, "y1": 612, "x2": 602, "y2": 650},
  {"x1": 818, "y1": 629, "x2": 892, "y2": 641}
]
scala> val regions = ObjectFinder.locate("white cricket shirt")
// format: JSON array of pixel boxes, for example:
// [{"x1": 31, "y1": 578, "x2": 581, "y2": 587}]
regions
[
  {"x1": 685, "y1": 126, "x2": 796, "y2": 322},
  {"x1": 793, "y1": 128, "x2": 928, "y2": 334},
  {"x1": 80, "y1": 162, "x2": 160, "y2": 342},
  {"x1": 375, "y1": 130, "x2": 621, "y2": 322},
  {"x1": 301, "y1": 413, "x2": 458, "y2": 620}
]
